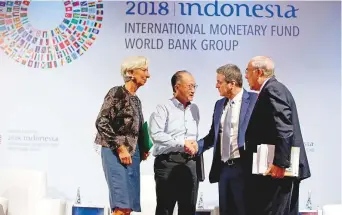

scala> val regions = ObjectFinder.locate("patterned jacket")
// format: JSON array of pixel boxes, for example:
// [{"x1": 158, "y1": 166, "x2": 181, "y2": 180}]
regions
[{"x1": 95, "y1": 86, "x2": 142, "y2": 155}]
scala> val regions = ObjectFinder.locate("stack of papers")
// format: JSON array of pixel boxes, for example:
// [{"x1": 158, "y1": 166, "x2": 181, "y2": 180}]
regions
[{"x1": 252, "y1": 144, "x2": 300, "y2": 177}]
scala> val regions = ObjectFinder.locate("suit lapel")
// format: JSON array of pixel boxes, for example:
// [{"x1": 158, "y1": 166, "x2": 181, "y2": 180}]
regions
[
  {"x1": 238, "y1": 90, "x2": 250, "y2": 130},
  {"x1": 213, "y1": 98, "x2": 226, "y2": 152},
  {"x1": 214, "y1": 98, "x2": 226, "y2": 134}
]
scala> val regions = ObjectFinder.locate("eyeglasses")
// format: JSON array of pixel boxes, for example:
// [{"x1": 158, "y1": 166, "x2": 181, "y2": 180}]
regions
[{"x1": 186, "y1": 84, "x2": 198, "y2": 90}]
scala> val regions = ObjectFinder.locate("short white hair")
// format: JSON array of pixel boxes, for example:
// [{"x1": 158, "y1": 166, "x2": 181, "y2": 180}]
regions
[
  {"x1": 250, "y1": 56, "x2": 275, "y2": 77},
  {"x1": 120, "y1": 56, "x2": 149, "y2": 82}
]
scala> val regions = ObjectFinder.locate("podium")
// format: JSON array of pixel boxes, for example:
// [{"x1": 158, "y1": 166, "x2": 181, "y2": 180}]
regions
[{"x1": 72, "y1": 205, "x2": 109, "y2": 215}]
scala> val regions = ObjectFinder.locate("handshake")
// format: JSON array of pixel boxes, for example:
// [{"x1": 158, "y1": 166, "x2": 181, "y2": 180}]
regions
[{"x1": 184, "y1": 140, "x2": 198, "y2": 156}]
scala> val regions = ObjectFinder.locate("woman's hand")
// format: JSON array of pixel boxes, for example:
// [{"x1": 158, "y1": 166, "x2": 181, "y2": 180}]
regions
[
  {"x1": 142, "y1": 152, "x2": 150, "y2": 161},
  {"x1": 117, "y1": 145, "x2": 132, "y2": 165}
]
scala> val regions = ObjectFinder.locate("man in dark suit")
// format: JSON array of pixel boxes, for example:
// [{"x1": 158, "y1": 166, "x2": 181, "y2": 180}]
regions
[
  {"x1": 197, "y1": 64, "x2": 258, "y2": 215},
  {"x1": 244, "y1": 56, "x2": 311, "y2": 215}
]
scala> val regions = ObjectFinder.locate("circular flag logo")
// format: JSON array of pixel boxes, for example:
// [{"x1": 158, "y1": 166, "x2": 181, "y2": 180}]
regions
[{"x1": 0, "y1": 0, "x2": 103, "y2": 69}]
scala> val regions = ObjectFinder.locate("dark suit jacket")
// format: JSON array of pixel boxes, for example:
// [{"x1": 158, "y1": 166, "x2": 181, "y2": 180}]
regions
[
  {"x1": 198, "y1": 89, "x2": 258, "y2": 183},
  {"x1": 245, "y1": 77, "x2": 311, "y2": 180},
  {"x1": 95, "y1": 86, "x2": 143, "y2": 156}
]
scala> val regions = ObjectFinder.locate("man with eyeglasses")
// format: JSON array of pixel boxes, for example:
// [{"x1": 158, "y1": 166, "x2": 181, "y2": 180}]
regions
[
  {"x1": 197, "y1": 64, "x2": 258, "y2": 215},
  {"x1": 244, "y1": 56, "x2": 310, "y2": 215},
  {"x1": 149, "y1": 70, "x2": 200, "y2": 215}
]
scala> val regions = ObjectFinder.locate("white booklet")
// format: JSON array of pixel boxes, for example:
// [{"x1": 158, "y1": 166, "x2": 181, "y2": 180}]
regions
[{"x1": 252, "y1": 144, "x2": 300, "y2": 177}]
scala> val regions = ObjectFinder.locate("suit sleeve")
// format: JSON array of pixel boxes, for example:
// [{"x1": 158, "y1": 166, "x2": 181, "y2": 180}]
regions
[
  {"x1": 197, "y1": 101, "x2": 218, "y2": 155},
  {"x1": 95, "y1": 89, "x2": 133, "y2": 150},
  {"x1": 266, "y1": 87, "x2": 293, "y2": 168}
]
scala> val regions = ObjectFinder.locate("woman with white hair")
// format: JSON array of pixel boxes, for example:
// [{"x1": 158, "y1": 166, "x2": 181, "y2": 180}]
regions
[{"x1": 95, "y1": 56, "x2": 151, "y2": 215}]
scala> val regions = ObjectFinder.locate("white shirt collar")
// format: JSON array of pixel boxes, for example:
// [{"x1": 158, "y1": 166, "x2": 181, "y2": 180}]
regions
[
  {"x1": 171, "y1": 97, "x2": 191, "y2": 109},
  {"x1": 259, "y1": 78, "x2": 271, "y2": 92},
  {"x1": 230, "y1": 88, "x2": 243, "y2": 104}
]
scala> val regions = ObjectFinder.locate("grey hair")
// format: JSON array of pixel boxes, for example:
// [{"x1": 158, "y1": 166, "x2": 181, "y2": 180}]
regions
[
  {"x1": 120, "y1": 56, "x2": 149, "y2": 82},
  {"x1": 250, "y1": 56, "x2": 275, "y2": 77},
  {"x1": 216, "y1": 64, "x2": 243, "y2": 87}
]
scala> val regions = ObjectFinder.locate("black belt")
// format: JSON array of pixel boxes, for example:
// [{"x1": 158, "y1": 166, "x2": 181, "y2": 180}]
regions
[
  {"x1": 223, "y1": 158, "x2": 241, "y2": 166},
  {"x1": 158, "y1": 152, "x2": 195, "y2": 163}
]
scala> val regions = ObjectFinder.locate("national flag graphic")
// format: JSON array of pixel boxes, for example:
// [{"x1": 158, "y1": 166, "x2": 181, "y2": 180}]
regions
[
  {"x1": 71, "y1": 52, "x2": 77, "y2": 60},
  {"x1": 20, "y1": 12, "x2": 27, "y2": 18},
  {"x1": 77, "y1": 48, "x2": 83, "y2": 55},
  {"x1": 88, "y1": 8, "x2": 96, "y2": 14},
  {"x1": 96, "y1": 3, "x2": 103, "y2": 8},
  {"x1": 88, "y1": 2, "x2": 95, "y2": 7},
  {"x1": 66, "y1": 56, "x2": 71, "y2": 63},
  {"x1": 96, "y1": 16, "x2": 103, "y2": 22},
  {"x1": 92, "y1": 28, "x2": 99, "y2": 34},
  {"x1": 54, "y1": 28, "x2": 61, "y2": 34},
  {"x1": 64, "y1": 40, "x2": 70, "y2": 46},
  {"x1": 97, "y1": 10, "x2": 103, "y2": 15},
  {"x1": 0, "y1": 1, "x2": 5, "y2": 6},
  {"x1": 5, "y1": 19, "x2": 12, "y2": 25},
  {"x1": 94, "y1": 22, "x2": 102, "y2": 28},
  {"x1": 59, "y1": 42, "x2": 65, "y2": 49},
  {"x1": 88, "y1": 15, "x2": 95, "y2": 20},
  {"x1": 63, "y1": 19, "x2": 70, "y2": 25},
  {"x1": 66, "y1": 6, "x2": 72, "y2": 12},
  {"x1": 76, "y1": 25, "x2": 84, "y2": 32},
  {"x1": 6, "y1": 1, "x2": 14, "y2": 6},
  {"x1": 59, "y1": 24, "x2": 66, "y2": 31},
  {"x1": 66, "y1": 28, "x2": 72, "y2": 35},
  {"x1": 22, "y1": 1, "x2": 29, "y2": 6},
  {"x1": 80, "y1": 1, "x2": 87, "y2": 6},
  {"x1": 71, "y1": 19, "x2": 78, "y2": 24},
  {"x1": 73, "y1": 41, "x2": 80, "y2": 48},
  {"x1": 72, "y1": 1, "x2": 79, "y2": 7},
  {"x1": 65, "y1": 13, "x2": 72, "y2": 18}
]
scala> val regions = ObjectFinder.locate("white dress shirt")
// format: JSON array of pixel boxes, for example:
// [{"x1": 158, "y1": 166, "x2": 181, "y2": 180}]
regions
[
  {"x1": 220, "y1": 89, "x2": 243, "y2": 161},
  {"x1": 149, "y1": 98, "x2": 200, "y2": 156}
]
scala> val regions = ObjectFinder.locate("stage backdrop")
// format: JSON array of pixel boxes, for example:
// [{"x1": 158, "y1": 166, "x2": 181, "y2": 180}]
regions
[{"x1": 0, "y1": 0, "x2": 341, "y2": 212}]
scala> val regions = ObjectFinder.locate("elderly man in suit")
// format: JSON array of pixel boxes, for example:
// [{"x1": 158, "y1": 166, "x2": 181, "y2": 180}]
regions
[
  {"x1": 244, "y1": 56, "x2": 311, "y2": 215},
  {"x1": 197, "y1": 64, "x2": 258, "y2": 215}
]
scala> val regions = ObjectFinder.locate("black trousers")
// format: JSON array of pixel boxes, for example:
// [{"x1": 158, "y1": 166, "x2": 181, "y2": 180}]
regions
[
  {"x1": 219, "y1": 159, "x2": 247, "y2": 215},
  {"x1": 246, "y1": 175, "x2": 294, "y2": 215},
  {"x1": 154, "y1": 154, "x2": 199, "y2": 215}
]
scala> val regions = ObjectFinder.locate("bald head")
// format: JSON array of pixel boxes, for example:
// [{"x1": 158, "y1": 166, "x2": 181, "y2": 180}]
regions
[{"x1": 248, "y1": 56, "x2": 275, "y2": 78}]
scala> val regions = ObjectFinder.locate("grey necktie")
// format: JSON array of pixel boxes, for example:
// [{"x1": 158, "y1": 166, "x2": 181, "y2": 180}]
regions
[{"x1": 221, "y1": 100, "x2": 234, "y2": 162}]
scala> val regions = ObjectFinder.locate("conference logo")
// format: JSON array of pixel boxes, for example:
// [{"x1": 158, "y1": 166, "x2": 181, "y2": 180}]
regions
[
  {"x1": 0, "y1": 0, "x2": 103, "y2": 69},
  {"x1": 7, "y1": 129, "x2": 60, "y2": 152},
  {"x1": 304, "y1": 142, "x2": 315, "y2": 153}
]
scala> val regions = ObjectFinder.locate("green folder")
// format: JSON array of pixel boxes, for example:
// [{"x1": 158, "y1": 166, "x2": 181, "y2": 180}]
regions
[{"x1": 141, "y1": 121, "x2": 153, "y2": 152}]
